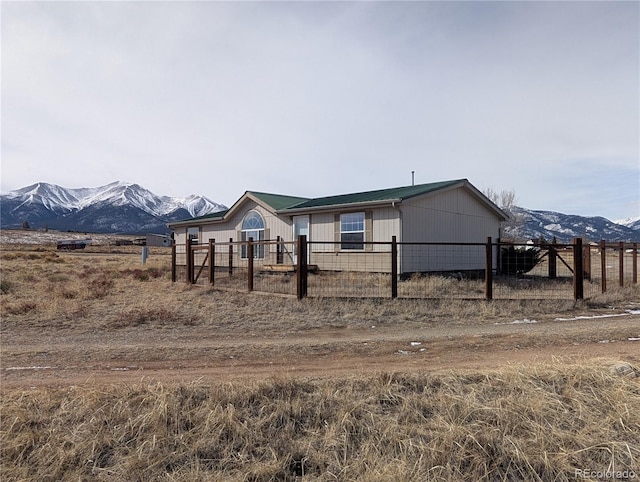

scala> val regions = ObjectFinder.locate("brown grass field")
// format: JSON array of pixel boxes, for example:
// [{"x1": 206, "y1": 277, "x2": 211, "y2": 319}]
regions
[{"x1": 1, "y1": 231, "x2": 639, "y2": 481}]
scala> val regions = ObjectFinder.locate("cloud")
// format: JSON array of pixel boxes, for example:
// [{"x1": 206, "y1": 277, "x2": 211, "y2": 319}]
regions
[{"x1": 1, "y1": 1, "x2": 638, "y2": 221}]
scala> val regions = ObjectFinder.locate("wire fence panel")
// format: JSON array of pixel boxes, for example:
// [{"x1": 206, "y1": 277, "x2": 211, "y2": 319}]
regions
[
  {"x1": 308, "y1": 271, "x2": 392, "y2": 298},
  {"x1": 307, "y1": 241, "x2": 392, "y2": 298},
  {"x1": 492, "y1": 243, "x2": 576, "y2": 300},
  {"x1": 252, "y1": 240, "x2": 298, "y2": 296},
  {"x1": 397, "y1": 243, "x2": 486, "y2": 299}
]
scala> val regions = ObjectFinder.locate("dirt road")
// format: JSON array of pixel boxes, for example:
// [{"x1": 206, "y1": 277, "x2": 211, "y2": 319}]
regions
[{"x1": 3, "y1": 304, "x2": 639, "y2": 389}]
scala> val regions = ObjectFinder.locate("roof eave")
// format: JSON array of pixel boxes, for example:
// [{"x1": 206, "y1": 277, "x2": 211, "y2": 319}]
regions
[
  {"x1": 459, "y1": 180, "x2": 510, "y2": 221},
  {"x1": 167, "y1": 215, "x2": 227, "y2": 229},
  {"x1": 277, "y1": 198, "x2": 401, "y2": 215}
]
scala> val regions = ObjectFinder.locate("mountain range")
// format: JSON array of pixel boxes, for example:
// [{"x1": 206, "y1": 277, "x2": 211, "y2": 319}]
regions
[
  {"x1": 0, "y1": 182, "x2": 226, "y2": 235},
  {"x1": 503, "y1": 207, "x2": 639, "y2": 243},
  {"x1": 1, "y1": 182, "x2": 638, "y2": 241}
]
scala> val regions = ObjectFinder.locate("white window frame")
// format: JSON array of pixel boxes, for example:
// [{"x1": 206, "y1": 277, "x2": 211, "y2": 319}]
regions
[
  {"x1": 241, "y1": 211, "x2": 265, "y2": 259},
  {"x1": 340, "y1": 212, "x2": 365, "y2": 250}
]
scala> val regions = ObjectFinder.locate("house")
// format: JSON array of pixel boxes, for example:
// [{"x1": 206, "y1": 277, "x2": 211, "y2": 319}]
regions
[
  {"x1": 167, "y1": 179, "x2": 508, "y2": 274},
  {"x1": 146, "y1": 234, "x2": 173, "y2": 247}
]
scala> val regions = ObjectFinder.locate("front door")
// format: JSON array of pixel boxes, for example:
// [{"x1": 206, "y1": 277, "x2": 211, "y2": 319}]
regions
[{"x1": 293, "y1": 215, "x2": 309, "y2": 264}]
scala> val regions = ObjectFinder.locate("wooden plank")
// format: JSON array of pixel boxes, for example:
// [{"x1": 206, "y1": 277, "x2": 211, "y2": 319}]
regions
[{"x1": 261, "y1": 264, "x2": 318, "y2": 273}]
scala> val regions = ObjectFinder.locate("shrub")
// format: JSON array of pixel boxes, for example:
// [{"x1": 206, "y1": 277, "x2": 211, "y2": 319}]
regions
[
  {"x1": 87, "y1": 276, "x2": 115, "y2": 299},
  {"x1": 112, "y1": 306, "x2": 186, "y2": 328},
  {"x1": 132, "y1": 270, "x2": 149, "y2": 282},
  {"x1": 5, "y1": 301, "x2": 37, "y2": 315},
  {"x1": 500, "y1": 246, "x2": 543, "y2": 275},
  {"x1": 120, "y1": 267, "x2": 166, "y2": 282},
  {"x1": 0, "y1": 279, "x2": 12, "y2": 294}
]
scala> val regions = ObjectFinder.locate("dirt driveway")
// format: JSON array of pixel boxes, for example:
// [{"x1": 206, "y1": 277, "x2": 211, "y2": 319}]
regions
[{"x1": 3, "y1": 302, "x2": 639, "y2": 389}]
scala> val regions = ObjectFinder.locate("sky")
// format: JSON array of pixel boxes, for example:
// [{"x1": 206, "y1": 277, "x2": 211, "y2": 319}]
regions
[{"x1": 1, "y1": 1, "x2": 638, "y2": 221}]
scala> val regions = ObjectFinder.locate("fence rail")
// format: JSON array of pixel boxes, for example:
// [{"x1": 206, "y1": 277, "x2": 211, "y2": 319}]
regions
[{"x1": 171, "y1": 237, "x2": 638, "y2": 301}]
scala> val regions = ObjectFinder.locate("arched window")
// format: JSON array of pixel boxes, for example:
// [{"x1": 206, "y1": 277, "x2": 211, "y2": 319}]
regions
[{"x1": 241, "y1": 211, "x2": 265, "y2": 258}]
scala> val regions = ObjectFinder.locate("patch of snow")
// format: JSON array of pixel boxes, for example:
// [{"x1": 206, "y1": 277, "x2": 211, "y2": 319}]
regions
[
  {"x1": 543, "y1": 223, "x2": 574, "y2": 234},
  {"x1": 410, "y1": 342, "x2": 422, "y2": 346},
  {"x1": 494, "y1": 318, "x2": 537, "y2": 325},
  {"x1": 628, "y1": 337, "x2": 640, "y2": 342},
  {"x1": 615, "y1": 216, "x2": 640, "y2": 228},
  {"x1": 555, "y1": 312, "x2": 633, "y2": 321}
]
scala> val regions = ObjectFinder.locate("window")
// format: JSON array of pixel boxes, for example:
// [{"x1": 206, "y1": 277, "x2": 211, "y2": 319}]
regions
[
  {"x1": 340, "y1": 212, "x2": 365, "y2": 250},
  {"x1": 241, "y1": 211, "x2": 265, "y2": 258},
  {"x1": 187, "y1": 227, "x2": 199, "y2": 244}
]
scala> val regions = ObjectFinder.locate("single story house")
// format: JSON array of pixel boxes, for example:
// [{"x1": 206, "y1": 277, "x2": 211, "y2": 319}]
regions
[{"x1": 168, "y1": 179, "x2": 508, "y2": 274}]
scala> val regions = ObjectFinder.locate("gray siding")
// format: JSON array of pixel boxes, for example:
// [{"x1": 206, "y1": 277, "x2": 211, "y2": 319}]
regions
[{"x1": 400, "y1": 187, "x2": 501, "y2": 273}]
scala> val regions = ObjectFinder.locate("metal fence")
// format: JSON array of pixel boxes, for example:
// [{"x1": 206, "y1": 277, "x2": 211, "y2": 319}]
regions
[{"x1": 172, "y1": 237, "x2": 638, "y2": 301}]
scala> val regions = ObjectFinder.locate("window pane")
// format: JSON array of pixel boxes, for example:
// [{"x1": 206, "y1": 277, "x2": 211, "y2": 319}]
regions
[
  {"x1": 341, "y1": 213, "x2": 364, "y2": 232},
  {"x1": 241, "y1": 229, "x2": 265, "y2": 259},
  {"x1": 242, "y1": 211, "x2": 265, "y2": 230},
  {"x1": 340, "y1": 212, "x2": 365, "y2": 249},
  {"x1": 187, "y1": 227, "x2": 199, "y2": 244},
  {"x1": 341, "y1": 232, "x2": 364, "y2": 250}
]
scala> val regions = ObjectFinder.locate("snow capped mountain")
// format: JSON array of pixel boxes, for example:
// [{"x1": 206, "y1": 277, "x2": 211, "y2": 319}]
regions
[
  {"x1": 505, "y1": 207, "x2": 639, "y2": 242},
  {"x1": 614, "y1": 216, "x2": 640, "y2": 231},
  {"x1": 5, "y1": 181, "x2": 223, "y2": 218},
  {"x1": 1, "y1": 182, "x2": 226, "y2": 234}
]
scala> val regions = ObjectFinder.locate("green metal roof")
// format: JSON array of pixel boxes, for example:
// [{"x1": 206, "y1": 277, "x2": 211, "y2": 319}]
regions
[
  {"x1": 169, "y1": 179, "x2": 484, "y2": 227},
  {"x1": 280, "y1": 179, "x2": 465, "y2": 211},
  {"x1": 247, "y1": 191, "x2": 310, "y2": 211},
  {"x1": 176, "y1": 209, "x2": 228, "y2": 223}
]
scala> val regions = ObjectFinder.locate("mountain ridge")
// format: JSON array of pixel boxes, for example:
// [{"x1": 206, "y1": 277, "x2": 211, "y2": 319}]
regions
[
  {"x1": 1, "y1": 182, "x2": 226, "y2": 235},
  {"x1": 503, "y1": 207, "x2": 639, "y2": 243},
  {"x1": 1, "y1": 182, "x2": 638, "y2": 241}
]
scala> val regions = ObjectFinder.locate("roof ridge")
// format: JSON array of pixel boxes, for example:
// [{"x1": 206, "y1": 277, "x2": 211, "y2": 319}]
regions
[
  {"x1": 311, "y1": 179, "x2": 466, "y2": 200},
  {"x1": 279, "y1": 179, "x2": 466, "y2": 211}
]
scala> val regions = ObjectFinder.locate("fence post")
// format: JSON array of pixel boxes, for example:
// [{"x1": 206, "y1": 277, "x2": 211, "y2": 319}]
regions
[
  {"x1": 573, "y1": 237, "x2": 584, "y2": 300},
  {"x1": 548, "y1": 240, "x2": 557, "y2": 279},
  {"x1": 186, "y1": 237, "x2": 193, "y2": 284},
  {"x1": 583, "y1": 242, "x2": 591, "y2": 281},
  {"x1": 296, "y1": 235, "x2": 308, "y2": 299},
  {"x1": 247, "y1": 237, "x2": 254, "y2": 292},
  {"x1": 618, "y1": 241, "x2": 624, "y2": 287},
  {"x1": 600, "y1": 240, "x2": 607, "y2": 293},
  {"x1": 171, "y1": 243, "x2": 177, "y2": 283},
  {"x1": 228, "y1": 237, "x2": 233, "y2": 277},
  {"x1": 391, "y1": 236, "x2": 398, "y2": 299},
  {"x1": 633, "y1": 242, "x2": 638, "y2": 284},
  {"x1": 485, "y1": 237, "x2": 493, "y2": 301},
  {"x1": 209, "y1": 239, "x2": 215, "y2": 286},
  {"x1": 276, "y1": 236, "x2": 282, "y2": 264}
]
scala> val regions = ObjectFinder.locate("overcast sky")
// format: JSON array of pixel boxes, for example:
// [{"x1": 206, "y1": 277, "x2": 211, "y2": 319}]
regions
[{"x1": 1, "y1": 1, "x2": 638, "y2": 221}]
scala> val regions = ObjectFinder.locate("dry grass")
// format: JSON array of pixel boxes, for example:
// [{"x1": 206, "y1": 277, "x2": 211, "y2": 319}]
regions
[
  {"x1": 2, "y1": 238, "x2": 640, "y2": 480},
  {"x1": 1, "y1": 364, "x2": 639, "y2": 481},
  {"x1": 1, "y1": 244, "x2": 594, "y2": 332}
]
